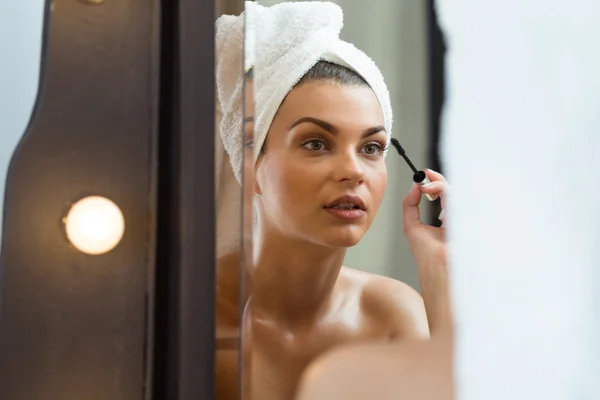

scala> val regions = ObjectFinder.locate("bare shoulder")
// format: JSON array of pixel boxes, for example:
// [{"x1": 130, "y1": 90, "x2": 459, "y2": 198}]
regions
[
  {"x1": 216, "y1": 250, "x2": 242, "y2": 327},
  {"x1": 339, "y1": 267, "x2": 422, "y2": 308},
  {"x1": 217, "y1": 250, "x2": 240, "y2": 271},
  {"x1": 297, "y1": 337, "x2": 453, "y2": 400},
  {"x1": 340, "y1": 267, "x2": 429, "y2": 339}
]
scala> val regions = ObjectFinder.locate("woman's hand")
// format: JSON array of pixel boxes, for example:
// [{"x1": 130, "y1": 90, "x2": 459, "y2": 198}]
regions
[
  {"x1": 402, "y1": 169, "x2": 452, "y2": 334},
  {"x1": 402, "y1": 169, "x2": 448, "y2": 271}
]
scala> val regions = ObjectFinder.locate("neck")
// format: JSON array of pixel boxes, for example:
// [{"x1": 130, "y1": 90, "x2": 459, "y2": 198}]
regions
[{"x1": 251, "y1": 224, "x2": 346, "y2": 327}]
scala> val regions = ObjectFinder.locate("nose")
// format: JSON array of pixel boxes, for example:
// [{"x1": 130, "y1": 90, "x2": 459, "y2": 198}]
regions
[{"x1": 332, "y1": 149, "x2": 366, "y2": 184}]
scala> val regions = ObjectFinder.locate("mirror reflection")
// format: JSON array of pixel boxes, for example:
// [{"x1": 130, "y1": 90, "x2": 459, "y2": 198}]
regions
[
  {"x1": 240, "y1": 2, "x2": 257, "y2": 398},
  {"x1": 0, "y1": 1, "x2": 46, "y2": 251},
  {"x1": 214, "y1": 0, "x2": 249, "y2": 399}
]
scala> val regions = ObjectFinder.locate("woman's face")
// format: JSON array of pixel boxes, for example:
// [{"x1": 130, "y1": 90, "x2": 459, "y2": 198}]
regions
[{"x1": 255, "y1": 80, "x2": 388, "y2": 248}]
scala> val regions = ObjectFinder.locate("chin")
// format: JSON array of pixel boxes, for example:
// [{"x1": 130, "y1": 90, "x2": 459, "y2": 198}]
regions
[{"x1": 318, "y1": 225, "x2": 366, "y2": 248}]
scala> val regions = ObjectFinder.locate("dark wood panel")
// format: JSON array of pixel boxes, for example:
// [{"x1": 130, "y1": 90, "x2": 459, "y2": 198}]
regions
[
  {"x1": 0, "y1": 0, "x2": 159, "y2": 399},
  {"x1": 151, "y1": 0, "x2": 217, "y2": 399},
  {"x1": 427, "y1": 0, "x2": 446, "y2": 227},
  {"x1": 176, "y1": 0, "x2": 216, "y2": 396}
]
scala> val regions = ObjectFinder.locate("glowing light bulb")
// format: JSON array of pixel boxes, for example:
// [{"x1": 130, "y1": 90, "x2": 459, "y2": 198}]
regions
[{"x1": 64, "y1": 196, "x2": 125, "y2": 255}]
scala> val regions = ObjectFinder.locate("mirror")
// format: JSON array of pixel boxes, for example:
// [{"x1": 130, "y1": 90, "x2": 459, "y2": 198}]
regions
[
  {"x1": 220, "y1": 1, "x2": 600, "y2": 399},
  {"x1": 244, "y1": 1, "x2": 449, "y2": 399},
  {"x1": 240, "y1": 1, "x2": 256, "y2": 398},
  {"x1": 214, "y1": 0, "x2": 249, "y2": 399},
  {"x1": 0, "y1": 1, "x2": 47, "y2": 250}
]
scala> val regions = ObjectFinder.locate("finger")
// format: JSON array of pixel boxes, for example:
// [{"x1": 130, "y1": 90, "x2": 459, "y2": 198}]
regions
[
  {"x1": 419, "y1": 181, "x2": 445, "y2": 194},
  {"x1": 424, "y1": 169, "x2": 448, "y2": 184},
  {"x1": 402, "y1": 184, "x2": 423, "y2": 229},
  {"x1": 439, "y1": 207, "x2": 446, "y2": 222},
  {"x1": 422, "y1": 179, "x2": 449, "y2": 211}
]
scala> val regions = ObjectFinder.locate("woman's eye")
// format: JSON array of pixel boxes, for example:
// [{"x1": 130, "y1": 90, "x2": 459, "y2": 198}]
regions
[
  {"x1": 362, "y1": 143, "x2": 383, "y2": 155},
  {"x1": 303, "y1": 139, "x2": 327, "y2": 151}
]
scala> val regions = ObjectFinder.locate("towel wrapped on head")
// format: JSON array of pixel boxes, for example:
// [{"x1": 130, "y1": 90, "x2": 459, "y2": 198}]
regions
[
  {"x1": 214, "y1": 1, "x2": 393, "y2": 257},
  {"x1": 215, "y1": 1, "x2": 394, "y2": 184}
]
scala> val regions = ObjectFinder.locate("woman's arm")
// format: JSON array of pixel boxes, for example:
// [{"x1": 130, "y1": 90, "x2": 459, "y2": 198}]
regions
[{"x1": 402, "y1": 169, "x2": 453, "y2": 335}]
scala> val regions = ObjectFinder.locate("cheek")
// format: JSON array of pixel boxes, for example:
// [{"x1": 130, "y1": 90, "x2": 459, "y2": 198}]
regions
[
  {"x1": 369, "y1": 168, "x2": 388, "y2": 206},
  {"x1": 262, "y1": 155, "x2": 321, "y2": 209}
]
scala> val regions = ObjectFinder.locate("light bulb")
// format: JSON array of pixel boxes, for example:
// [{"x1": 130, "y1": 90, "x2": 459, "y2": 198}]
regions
[{"x1": 64, "y1": 196, "x2": 125, "y2": 255}]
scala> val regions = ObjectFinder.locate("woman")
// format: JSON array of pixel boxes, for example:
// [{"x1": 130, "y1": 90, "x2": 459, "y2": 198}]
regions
[
  {"x1": 216, "y1": 61, "x2": 450, "y2": 400},
  {"x1": 215, "y1": 3, "x2": 450, "y2": 399}
]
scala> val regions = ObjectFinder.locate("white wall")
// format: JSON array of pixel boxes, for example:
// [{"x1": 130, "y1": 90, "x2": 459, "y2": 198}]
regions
[
  {"x1": 255, "y1": 0, "x2": 430, "y2": 289},
  {"x1": 0, "y1": 0, "x2": 46, "y2": 238},
  {"x1": 437, "y1": 1, "x2": 600, "y2": 399}
]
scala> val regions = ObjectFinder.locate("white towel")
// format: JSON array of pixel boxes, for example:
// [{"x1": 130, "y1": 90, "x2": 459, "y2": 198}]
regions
[
  {"x1": 216, "y1": 1, "x2": 394, "y2": 183},
  {"x1": 215, "y1": 12, "x2": 244, "y2": 258}
]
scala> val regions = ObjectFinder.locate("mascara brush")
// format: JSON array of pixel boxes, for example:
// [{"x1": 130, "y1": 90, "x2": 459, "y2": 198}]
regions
[{"x1": 390, "y1": 138, "x2": 437, "y2": 201}]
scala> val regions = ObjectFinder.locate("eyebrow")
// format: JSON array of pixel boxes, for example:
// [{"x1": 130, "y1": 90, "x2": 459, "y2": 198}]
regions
[{"x1": 289, "y1": 116, "x2": 386, "y2": 138}]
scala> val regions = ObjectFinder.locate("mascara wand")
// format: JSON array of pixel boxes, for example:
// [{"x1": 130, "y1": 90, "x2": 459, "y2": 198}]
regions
[
  {"x1": 390, "y1": 138, "x2": 437, "y2": 202},
  {"x1": 390, "y1": 138, "x2": 418, "y2": 174}
]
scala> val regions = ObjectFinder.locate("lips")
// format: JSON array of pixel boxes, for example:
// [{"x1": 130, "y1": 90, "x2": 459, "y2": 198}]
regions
[
  {"x1": 324, "y1": 195, "x2": 367, "y2": 211},
  {"x1": 323, "y1": 195, "x2": 367, "y2": 220}
]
